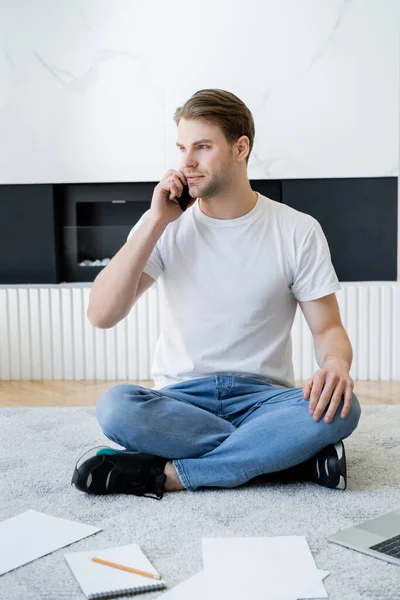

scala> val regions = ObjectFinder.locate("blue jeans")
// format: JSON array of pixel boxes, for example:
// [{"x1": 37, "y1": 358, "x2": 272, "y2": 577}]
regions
[{"x1": 96, "y1": 375, "x2": 361, "y2": 491}]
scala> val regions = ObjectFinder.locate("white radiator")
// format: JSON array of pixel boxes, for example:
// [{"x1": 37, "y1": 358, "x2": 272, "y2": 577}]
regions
[{"x1": 0, "y1": 283, "x2": 399, "y2": 381}]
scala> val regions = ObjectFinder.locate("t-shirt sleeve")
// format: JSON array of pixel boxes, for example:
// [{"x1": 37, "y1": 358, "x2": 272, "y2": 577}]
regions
[
  {"x1": 126, "y1": 210, "x2": 164, "y2": 282},
  {"x1": 291, "y1": 219, "x2": 341, "y2": 302}
]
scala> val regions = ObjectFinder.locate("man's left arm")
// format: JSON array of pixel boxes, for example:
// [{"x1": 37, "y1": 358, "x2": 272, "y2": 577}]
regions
[{"x1": 298, "y1": 293, "x2": 354, "y2": 424}]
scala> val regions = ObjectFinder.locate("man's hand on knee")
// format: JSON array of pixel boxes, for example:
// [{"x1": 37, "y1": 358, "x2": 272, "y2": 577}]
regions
[{"x1": 302, "y1": 359, "x2": 354, "y2": 424}]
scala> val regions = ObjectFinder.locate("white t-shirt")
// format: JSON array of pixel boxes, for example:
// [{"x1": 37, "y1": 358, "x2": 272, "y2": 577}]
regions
[{"x1": 127, "y1": 192, "x2": 341, "y2": 390}]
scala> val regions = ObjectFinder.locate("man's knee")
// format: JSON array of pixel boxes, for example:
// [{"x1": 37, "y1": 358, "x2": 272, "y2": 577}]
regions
[{"x1": 96, "y1": 383, "x2": 138, "y2": 435}]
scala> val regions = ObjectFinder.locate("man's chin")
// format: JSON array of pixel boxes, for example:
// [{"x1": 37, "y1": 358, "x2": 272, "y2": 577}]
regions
[{"x1": 192, "y1": 184, "x2": 214, "y2": 198}]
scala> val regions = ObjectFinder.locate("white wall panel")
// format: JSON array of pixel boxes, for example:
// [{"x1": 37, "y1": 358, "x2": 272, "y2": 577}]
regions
[{"x1": 0, "y1": 283, "x2": 399, "y2": 382}]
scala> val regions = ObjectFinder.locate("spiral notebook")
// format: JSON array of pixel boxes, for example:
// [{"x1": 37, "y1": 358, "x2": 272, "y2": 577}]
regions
[{"x1": 65, "y1": 543, "x2": 167, "y2": 599}]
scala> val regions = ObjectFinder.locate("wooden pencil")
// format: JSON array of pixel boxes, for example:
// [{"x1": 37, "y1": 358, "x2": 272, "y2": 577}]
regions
[{"x1": 91, "y1": 557, "x2": 162, "y2": 580}]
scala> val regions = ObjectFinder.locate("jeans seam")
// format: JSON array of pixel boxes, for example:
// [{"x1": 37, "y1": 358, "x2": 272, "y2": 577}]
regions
[
  {"x1": 215, "y1": 376, "x2": 222, "y2": 418},
  {"x1": 215, "y1": 376, "x2": 234, "y2": 417},
  {"x1": 173, "y1": 459, "x2": 192, "y2": 490}
]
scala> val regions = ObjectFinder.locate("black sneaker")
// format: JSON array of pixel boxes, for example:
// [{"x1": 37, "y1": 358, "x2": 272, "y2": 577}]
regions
[
  {"x1": 71, "y1": 446, "x2": 167, "y2": 499},
  {"x1": 261, "y1": 441, "x2": 347, "y2": 490},
  {"x1": 309, "y1": 441, "x2": 347, "y2": 490}
]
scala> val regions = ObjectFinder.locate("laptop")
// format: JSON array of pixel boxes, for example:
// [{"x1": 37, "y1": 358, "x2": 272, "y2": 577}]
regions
[{"x1": 327, "y1": 506, "x2": 400, "y2": 566}]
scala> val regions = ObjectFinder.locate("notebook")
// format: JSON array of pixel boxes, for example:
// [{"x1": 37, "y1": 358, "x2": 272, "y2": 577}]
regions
[{"x1": 65, "y1": 543, "x2": 167, "y2": 599}]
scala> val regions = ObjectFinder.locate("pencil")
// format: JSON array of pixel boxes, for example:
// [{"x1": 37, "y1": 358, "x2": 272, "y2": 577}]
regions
[{"x1": 91, "y1": 557, "x2": 162, "y2": 580}]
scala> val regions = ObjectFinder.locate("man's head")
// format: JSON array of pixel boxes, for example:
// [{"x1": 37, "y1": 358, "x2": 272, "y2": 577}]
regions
[{"x1": 174, "y1": 89, "x2": 255, "y2": 200}]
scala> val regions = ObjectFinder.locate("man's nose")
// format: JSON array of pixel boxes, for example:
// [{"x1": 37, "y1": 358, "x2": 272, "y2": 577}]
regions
[{"x1": 181, "y1": 151, "x2": 198, "y2": 169}]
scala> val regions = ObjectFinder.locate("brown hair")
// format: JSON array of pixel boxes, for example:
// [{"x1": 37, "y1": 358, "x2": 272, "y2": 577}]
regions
[{"x1": 173, "y1": 89, "x2": 255, "y2": 164}]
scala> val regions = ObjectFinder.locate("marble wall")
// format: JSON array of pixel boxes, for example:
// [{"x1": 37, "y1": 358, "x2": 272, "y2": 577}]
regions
[{"x1": 0, "y1": 0, "x2": 399, "y2": 184}]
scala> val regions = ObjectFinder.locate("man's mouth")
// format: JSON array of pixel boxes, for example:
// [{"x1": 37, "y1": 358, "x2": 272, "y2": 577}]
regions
[{"x1": 187, "y1": 176, "x2": 203, "y2": 183}]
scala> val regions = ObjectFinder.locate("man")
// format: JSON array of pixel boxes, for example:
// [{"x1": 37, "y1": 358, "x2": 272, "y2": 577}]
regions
[{"x1": 72, "y1": 89, "x2": 361, "y2": 499}]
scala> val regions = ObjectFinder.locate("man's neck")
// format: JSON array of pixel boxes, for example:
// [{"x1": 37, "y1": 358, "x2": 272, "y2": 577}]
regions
[{"x1": 198, "y1": 189, "x2": 258, "y2": 220}]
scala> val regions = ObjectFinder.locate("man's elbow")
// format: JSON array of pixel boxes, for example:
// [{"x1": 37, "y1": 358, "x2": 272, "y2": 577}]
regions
[{"x1": 86, "y1": 308, "x2": 116, "y2": 329}]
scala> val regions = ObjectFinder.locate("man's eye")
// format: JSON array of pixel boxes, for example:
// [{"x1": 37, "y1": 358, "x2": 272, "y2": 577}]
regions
[{"x1": 178, "y1": 146, "x2": 209, "y2": 151}]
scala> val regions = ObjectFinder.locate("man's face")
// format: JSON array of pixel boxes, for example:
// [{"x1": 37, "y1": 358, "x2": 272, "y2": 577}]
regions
[{"x1": 176, "y1": 118, "x2": 236, "y2": 199}]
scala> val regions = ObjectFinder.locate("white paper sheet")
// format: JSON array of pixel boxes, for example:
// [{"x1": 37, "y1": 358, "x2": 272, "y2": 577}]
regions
[
  {"x1": 0, "y1": 510, "x2": 101, "y2": 575},
  {"x1": 202, "y1": 537, "x2": 329, "y2": 600},
  {"x1": 159, "y1": 569, "x2": 330, "y2": 599}
]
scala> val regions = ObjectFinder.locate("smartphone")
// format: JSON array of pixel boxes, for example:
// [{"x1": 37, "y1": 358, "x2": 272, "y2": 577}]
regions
[{"x1": 176, "y1": 184, "x2": 192, "y2": 212}]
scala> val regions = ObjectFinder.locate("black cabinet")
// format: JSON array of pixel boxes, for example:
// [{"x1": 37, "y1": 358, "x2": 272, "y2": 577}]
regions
[
  {"x1": 282, "y1": 178, "x2": 398, "y2": 281},
  {"x1": 0, "y1": 178, "x2": 397, "y2": 284},
  {"x1": 0, "y1": 184, "x2": 59, "y2": 284}
]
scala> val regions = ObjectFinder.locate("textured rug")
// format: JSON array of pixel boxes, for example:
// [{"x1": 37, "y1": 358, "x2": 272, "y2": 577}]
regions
[{"x1": 0, "y1": 405, "x2": 399, "y2": 600}]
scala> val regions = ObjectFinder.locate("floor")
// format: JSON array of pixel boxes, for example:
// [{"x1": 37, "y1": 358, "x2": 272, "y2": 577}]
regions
[{"x1": 0, "y1": 380, "x2": 399, "y2": 407}]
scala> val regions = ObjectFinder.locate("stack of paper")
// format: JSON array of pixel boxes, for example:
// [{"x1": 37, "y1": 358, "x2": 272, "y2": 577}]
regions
[{"x1": 160, "y1": 536, "x2": 330, "y2": 599}]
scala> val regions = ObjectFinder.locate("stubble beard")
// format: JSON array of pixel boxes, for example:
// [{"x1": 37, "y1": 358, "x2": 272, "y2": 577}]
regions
[{"x1": 191, "y1": 167, "x2": 233, "y2": 199}]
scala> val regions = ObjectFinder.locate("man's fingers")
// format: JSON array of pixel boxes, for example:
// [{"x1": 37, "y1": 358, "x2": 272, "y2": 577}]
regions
[
  {"x1": 166, "y1": 175, "x2": 185, "y2": 200},
  {"x1": 165, "y1": 169, "x2": 187, "y2": 184},
  {"x1": 311, "y1": 398, "x2": 330, "y2": 421},
  {"x1": 163, "y1": 170, "x2": 187, "y2": 199},
  {"x1": 310, "y1": 377, "x2": 337, "y2": 421},
  {"x1": 303, "y1": 378, "x2": 313, "y2": 399},
  {"x1": 306, "y1": 368, "x2": 354, "y2": 423},
  {"x1": 322, "y1": 383, "x2": 346, "y2": 423},
  {"x1": 174, "y1": 170, "x2": 187, "y2": 185},
  {"x1": 341, "y1": 385, "x2": 354, "y2": 418},
  {"x1": 308, "y1": 375, "x2": 325, "y2": 412}
]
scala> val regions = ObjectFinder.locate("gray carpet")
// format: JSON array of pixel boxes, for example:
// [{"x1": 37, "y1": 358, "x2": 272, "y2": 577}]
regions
[{"x1": 0, "y1": 405, "x2": 399, "y2": 600}]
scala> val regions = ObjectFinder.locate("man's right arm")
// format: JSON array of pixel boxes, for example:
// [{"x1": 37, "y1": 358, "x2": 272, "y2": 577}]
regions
[
  {"x1": 87, "y1": 216, "x2": 166, "y2": 329},
  {"x1": 87, "y1": 168, "x2": 192, "y2": 329}
]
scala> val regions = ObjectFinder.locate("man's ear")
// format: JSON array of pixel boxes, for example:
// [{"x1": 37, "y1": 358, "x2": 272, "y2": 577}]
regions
[{"x1": 236, "y1": 135, "x2": 250, "y2": 162}]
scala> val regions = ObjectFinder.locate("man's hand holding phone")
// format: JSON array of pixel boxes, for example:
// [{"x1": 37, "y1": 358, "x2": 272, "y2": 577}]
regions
[{"x1": 149, "y1": 170, "x2": 195, "y2": 227}]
